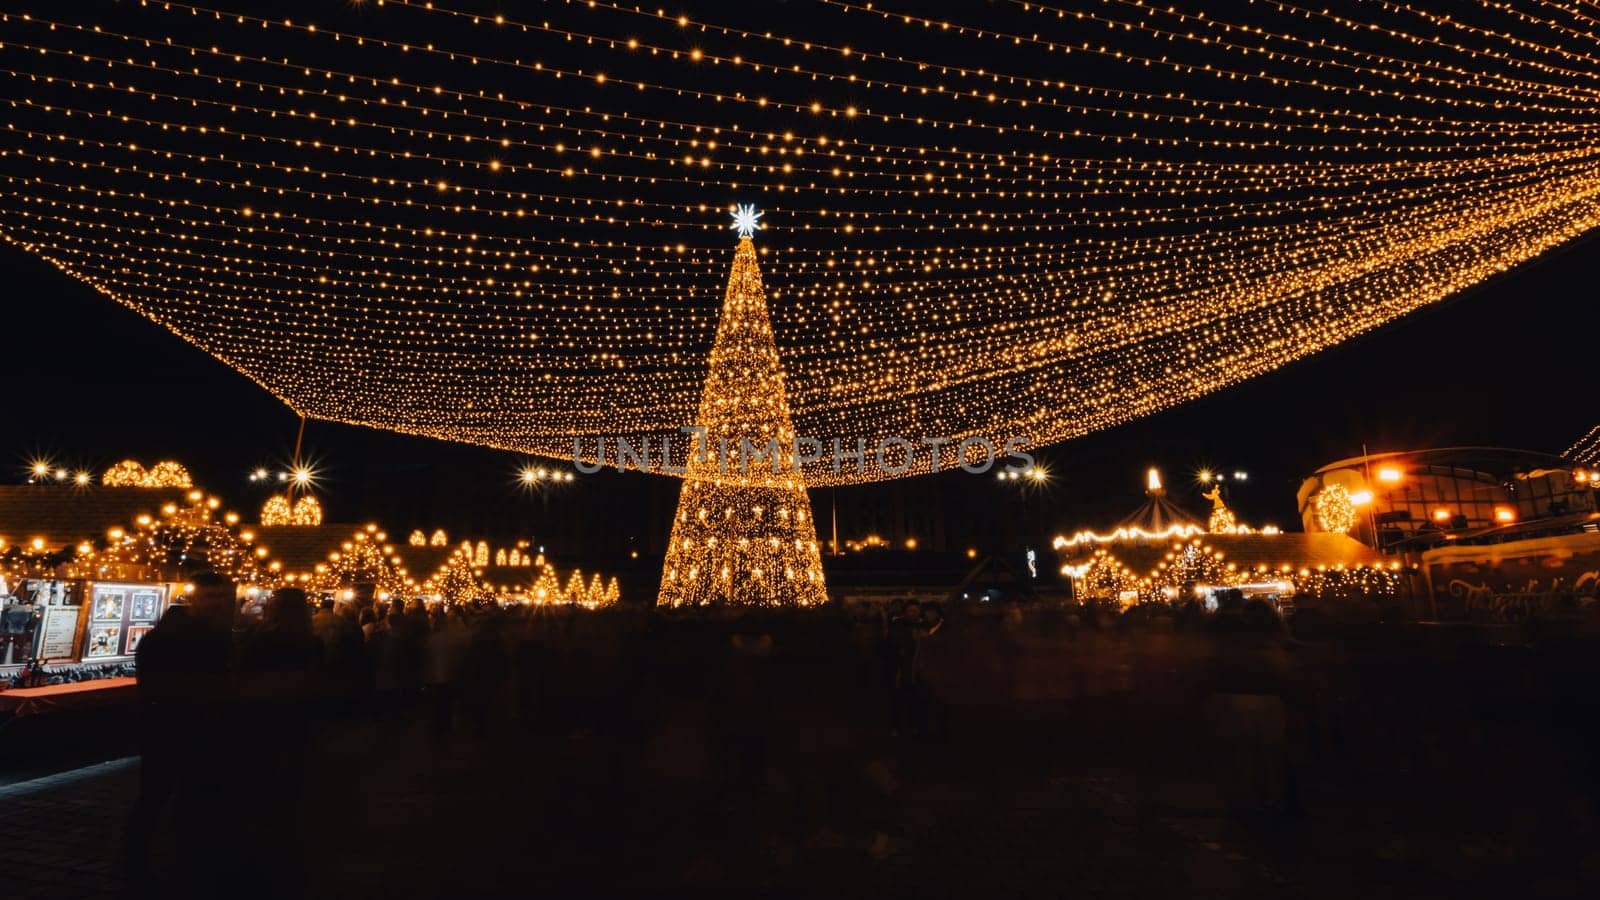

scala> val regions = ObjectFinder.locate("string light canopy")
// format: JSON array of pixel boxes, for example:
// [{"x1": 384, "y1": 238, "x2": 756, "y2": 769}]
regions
[{"x1": 3, "y1": 1, "x2": 1600, "y2": 483}]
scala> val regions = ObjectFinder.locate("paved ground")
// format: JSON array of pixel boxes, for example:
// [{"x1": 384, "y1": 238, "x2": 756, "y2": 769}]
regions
[
  {"x1": 1, "y1": 704, "x2": 1595, "y2": 899},
  {"x1": 0, "y1": 722, "x2": 1297, "y2": 900},
  {"x1": 0, "y1": 758, "x2": 135, "y2": 900}
]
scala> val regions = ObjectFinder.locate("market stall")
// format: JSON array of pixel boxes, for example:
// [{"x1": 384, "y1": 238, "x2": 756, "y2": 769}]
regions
[{"x1": 1, "y1": 577, "x2": 173, "y2": 689}]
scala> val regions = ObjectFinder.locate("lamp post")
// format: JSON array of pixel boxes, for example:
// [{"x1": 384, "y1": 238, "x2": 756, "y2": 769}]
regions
[
  {"x1": 517, "y1": 464, "x2": 576, "y2": 544},
  {"x1": 996, "y1": 463, "x2": 1050, "y2": 552}
]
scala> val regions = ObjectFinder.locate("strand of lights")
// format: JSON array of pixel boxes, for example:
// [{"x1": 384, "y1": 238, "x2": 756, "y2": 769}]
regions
[
  {"x1": 564, "y1": 0, "x2": 1600, "y2": 126},
  {"x1": 1020, "y1": 0, "x2": 1600, "y2": 101},
  {"x1": 89, "y1": 490, "x2": 276, "y2": 584},
  {"x1": 398, "y1": 0, "x2": 1600, "y2": 139},
  {"x1": 819, "y1": 0, "x2": 1600, "y2": 111},
  {"x1": 1563, "y1": 425, "x2": 1600, "y2": 466},
  {"x1": 305, "y1": 524, "x2": 409, "y2": 600},
  {"x1": 85, "y1": 2, "x2": 1600, "y2": 153},
  {"x1": 19, "y1": 88, "x2": 1585, "y2": 235}
]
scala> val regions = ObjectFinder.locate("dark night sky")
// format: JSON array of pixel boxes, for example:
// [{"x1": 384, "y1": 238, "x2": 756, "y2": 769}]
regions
[{"x1": 1, "y1": 0, "x2": 1596, "y2": 569}]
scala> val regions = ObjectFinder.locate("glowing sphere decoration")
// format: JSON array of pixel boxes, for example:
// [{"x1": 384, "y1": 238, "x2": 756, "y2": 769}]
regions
[{"x1": 1313, "y1": 484, "x2": 1359, "y2": 535}]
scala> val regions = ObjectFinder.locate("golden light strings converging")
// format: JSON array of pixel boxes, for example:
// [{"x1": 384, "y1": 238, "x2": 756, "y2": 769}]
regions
[{"x1": 2, "y1": 1, "x2": 1599, "y2": 483}]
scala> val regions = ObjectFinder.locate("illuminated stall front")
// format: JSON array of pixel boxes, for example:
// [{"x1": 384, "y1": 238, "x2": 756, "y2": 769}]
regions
[{"x1": 1054, "y1": 468, "x2": 1402, "y2": 615}]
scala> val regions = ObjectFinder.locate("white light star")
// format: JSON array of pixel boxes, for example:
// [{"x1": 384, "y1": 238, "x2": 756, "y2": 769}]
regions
[{"x1": 731, "y1": 204, "x2": 763, "y2": 239}]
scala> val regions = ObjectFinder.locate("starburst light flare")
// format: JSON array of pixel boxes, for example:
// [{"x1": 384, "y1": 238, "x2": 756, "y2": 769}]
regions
[{"x1": 731, "y1": 204, "x2": 763, "y2": 240}]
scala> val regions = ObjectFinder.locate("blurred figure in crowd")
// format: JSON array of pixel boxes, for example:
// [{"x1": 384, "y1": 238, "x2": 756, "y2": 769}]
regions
[
  {"x1": 127, "y1": 571, "x2": 239, "y2": 899},
  {"x1": 238, "y1": 587, "x2": 320, "y2": 898}
]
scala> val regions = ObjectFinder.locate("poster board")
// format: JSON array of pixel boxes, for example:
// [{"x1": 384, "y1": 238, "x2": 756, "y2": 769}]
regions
[
  {"x1": 83, "y1": 582, "x2": 169, "y2": 659},
  {"x1": 37, "y1": 605, "x2": 84, "y2": 662}
]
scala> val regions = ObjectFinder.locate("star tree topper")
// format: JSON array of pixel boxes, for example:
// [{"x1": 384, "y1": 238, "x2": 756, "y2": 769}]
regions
[{"x1": 731, "y1": 204, "x2": 763, "y2": 239}]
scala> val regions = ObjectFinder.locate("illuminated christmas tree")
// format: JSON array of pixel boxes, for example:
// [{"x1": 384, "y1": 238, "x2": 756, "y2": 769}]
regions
[
  {"x1": 430, "y1": 548, "x2": 484, "y2": 604},
  {"x1": 657, "y1": 207, "x2": 828, "y2": 607}
]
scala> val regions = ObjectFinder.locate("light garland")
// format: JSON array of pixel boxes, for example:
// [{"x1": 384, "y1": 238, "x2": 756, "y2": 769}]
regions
[
  {"x1": 1563, "y1": 425, "x2": 1600, "y2": 466},
  {"x1": 306, "y1": 524, "x2": 407, "y2": 600},
  {"x1": 1053, "y1": 524, "x2": 1207, "y2": 549},
  {"x1": 1313, "y1": 484, "x2": 1359, "y2": 534},
  {"x1": 101, "y1": 459, "x2": 194, "y2": 489},
  {"x1": 90, "y1": 490, "x2": 272, "y2": 584},
  {"x1": 260, "y1": 494, "x2": 324, "y2": 527},
  {"x1": 1066, "y1": 538, "x2": 1405, "y2": 605}
]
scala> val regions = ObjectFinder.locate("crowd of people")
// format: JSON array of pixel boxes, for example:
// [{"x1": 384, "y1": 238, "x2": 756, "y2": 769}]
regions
[
  {"x1": 126, "y1": 574, "x2": 555, "y2": 898},
  {"x1": 122, "y1": 574, "x2": 1596, "y2": 897}
]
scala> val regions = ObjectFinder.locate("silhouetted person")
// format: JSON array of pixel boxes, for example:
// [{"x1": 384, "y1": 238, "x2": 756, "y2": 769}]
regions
[
  {"x1": 913, "y1": 604, "x2": 947, "y2": 738},
  {"x1": 312, "y1": 594, "x2": 365, "y2": 713},
  {"x1": 309, "y1": 594, "x2": 336, "y2": 632},
  {"x1": 126, "y1": 571, "x2": 237, "y2": 899},
  {"x1": 719, "y1": 613, "x2": 774, "y2": 804},
  {"x1": 423, "y1": 608, "x2": 467, "y2": 738},
  {"x1": 237, "y1": 587, "x2": 320, "y2": 899},
  {"x1": 887, "y1": 602, "x2": 926, "y2": 735},
  {"x1": 357, "y1": 606, "x2": 378, "y2": 640},
  {"x1": 460, "y1": 609, "x2": 511, "y2": 737},
  {"x1": 1203, "y1": 599, "x2": 1298, "y2": 830},
  {"x1": 369, "y1": 600, "x2": 399, "y2": 715}
]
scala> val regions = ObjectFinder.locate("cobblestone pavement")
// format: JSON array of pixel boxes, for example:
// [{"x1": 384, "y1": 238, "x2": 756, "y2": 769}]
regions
[
  {"x1": 2, "y1": 716, "x2": 1586, "y2": 899},
  {"x1": 0, "y1": 758, "x2": 135, "y2": 900},
  {"x1": 0, "y1": 728, "x2": 1289, "y2": 900}
]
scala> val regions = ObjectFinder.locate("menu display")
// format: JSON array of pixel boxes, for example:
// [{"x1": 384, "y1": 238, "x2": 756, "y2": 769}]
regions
[
  {"x1": 82, "y1": 582, "x2": 168, "y2": 658},
  {"x1": 37, "y1": 605, "x2": 82, "y2": 661}
]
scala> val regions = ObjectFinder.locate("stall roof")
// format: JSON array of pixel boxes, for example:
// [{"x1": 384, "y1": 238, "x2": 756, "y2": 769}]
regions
[{"x1": 0, "y1": 485, "x2": 191, "y2": 550}]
